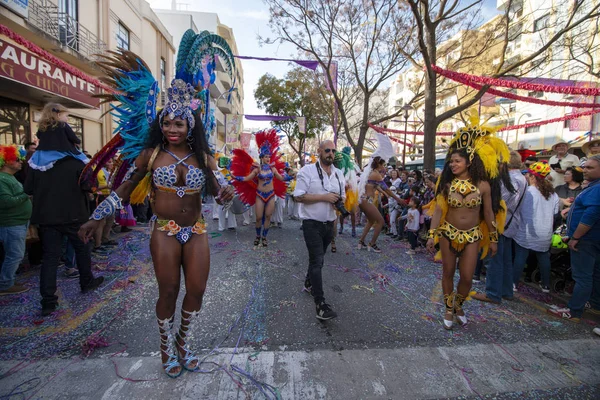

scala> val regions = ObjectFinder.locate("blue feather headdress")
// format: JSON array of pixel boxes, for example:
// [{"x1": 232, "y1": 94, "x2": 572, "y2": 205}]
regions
[{"x1": 80, "y1": 30, "x2": 236, "y2": 188}]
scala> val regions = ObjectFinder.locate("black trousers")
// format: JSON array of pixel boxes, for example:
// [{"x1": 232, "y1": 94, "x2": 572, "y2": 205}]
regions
[
  {"x1": 302, "y1": 219, "x2": 334, "y2": 304},
  {"x1": 39, "y1": 223, "x2": 93, "y2": 308},
  {"x1": 407, "y1": 230, "x2": 418, "y2": 250}
]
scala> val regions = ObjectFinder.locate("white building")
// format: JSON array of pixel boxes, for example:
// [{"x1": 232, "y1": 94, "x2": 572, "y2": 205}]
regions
[
  {"x1": 153, "y1": 7, "x2": 244, "y2": 150},
  {"x1": 495, "y1": 0, "x2": 600, "y2": 152}
]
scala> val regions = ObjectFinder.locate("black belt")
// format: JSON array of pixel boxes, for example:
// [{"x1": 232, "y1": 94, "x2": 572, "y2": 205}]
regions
[{"x1": 304, "y1": 219, "x2": 334, "y2": 225}]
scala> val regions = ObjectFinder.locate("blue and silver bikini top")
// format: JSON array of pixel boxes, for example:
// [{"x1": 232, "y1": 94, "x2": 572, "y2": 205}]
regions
[
  {"x1": 257, "y1": 164, "x2": 274, "y2": 182},
  {"x1": 152, "y1": 148, "x2": 205, "y2": 197}
]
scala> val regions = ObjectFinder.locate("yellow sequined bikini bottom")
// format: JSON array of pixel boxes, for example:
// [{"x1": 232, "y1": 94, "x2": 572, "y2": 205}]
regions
[{"x1": 436, "y1": 221, "x2": 483, "y2": 256}]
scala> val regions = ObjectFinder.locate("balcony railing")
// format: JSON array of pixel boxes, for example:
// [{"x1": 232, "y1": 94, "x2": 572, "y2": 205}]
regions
[{"x1": 28, "y1": 0, "x2": 106, "y2": 60}]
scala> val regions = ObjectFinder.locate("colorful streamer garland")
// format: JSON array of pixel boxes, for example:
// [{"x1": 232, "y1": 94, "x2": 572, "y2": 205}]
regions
[
  {"x1": 0, "y1": 24, "x2": 114, "y2": 93},
  {"x1": 431, "y1": 65, "x2": 600, "y2": 97},
  {"x1": 462, "y1": 81, "x2": 600, "y2": 108}
]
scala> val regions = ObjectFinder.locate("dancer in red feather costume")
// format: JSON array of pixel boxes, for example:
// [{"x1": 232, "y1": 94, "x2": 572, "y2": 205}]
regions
[{"x1": 230, "y1": 129, "x2": 288, "y2": 247}]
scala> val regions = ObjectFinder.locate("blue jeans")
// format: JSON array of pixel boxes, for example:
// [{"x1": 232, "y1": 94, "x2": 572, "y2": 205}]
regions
[
  {"x1": 0, "y1": 224, "x2": 28, "y2": 290},
  {"x1": 513, "y1": 242, "x2": 550, "y2": 288},
  {"x1": 485, "y1": 235, "x2": 514, "y2": 302},
  {"x1": 568, "y1": 240, "x2": 600, "y2": 317}
]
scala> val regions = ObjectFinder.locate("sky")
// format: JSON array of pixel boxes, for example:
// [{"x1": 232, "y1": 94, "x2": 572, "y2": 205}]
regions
[{"x1": 150, "y1": 0, "x2": 500, "y2": 131}]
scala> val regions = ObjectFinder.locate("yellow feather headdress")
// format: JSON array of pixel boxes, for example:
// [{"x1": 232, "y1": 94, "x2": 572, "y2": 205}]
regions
[{"x1": 449, "y1": 113, "x2": 510, "y2": 179}]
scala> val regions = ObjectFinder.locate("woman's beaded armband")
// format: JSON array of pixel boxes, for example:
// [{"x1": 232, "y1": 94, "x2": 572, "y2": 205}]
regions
[
  {"x1": 489, "y1": 231, "x2": 499, "y2": 243},
  {"x1": 90, "y1": 192, "x2": 123, "y2": 221},
  {"x1": 427, "y1": 229, "x2": 436, "y2": 239}
]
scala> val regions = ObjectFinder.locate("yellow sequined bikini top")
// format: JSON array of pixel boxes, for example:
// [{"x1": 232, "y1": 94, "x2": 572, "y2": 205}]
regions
[{"x1": 447, "y1": 178, "x2": 482, "y2": 209}]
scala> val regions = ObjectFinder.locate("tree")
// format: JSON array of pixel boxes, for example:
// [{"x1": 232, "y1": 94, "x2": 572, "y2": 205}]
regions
[
  {"x1": 254, "y1": 68, "x2": 330, "y2": 166},
  {"x1": 401, "y1": 0, "x2": 600, "y2": 170},
  {"x1": 263, "y1": 0, "x2": 417, "y2": 164}
]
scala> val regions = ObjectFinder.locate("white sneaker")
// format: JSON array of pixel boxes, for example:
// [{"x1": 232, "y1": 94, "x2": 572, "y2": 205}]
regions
[
  {"x1": 405, "y1": 250, "x2": 416, "y2": 255},
  {"x1": 593, "y1": 327, "x2": 600, "y2": 337},
  {"x1": 513, "y1": 284, "x2": 518, "y2": 292}
]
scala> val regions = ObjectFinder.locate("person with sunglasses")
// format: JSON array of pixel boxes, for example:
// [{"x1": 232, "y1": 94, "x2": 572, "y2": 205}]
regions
[{"x1": 293, "y1": 141, "x2": 346, "y2": 320}]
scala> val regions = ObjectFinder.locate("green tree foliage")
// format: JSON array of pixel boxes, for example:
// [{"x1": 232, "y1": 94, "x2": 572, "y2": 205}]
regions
[{"x1": 254, "y1": 68, "x2": 331, "y2": 166}]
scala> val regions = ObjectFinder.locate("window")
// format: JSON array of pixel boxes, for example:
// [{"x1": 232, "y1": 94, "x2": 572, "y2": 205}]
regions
[
  {"x1": 59, "y1": 0, "x2": 79, "y2": 51},
  {"x1": 534, "y1": 14, "x2": 550, "y2": 32},
  {"x1": 160, "y1": 58, "x2": 166, "y2": 91},
  {"x1": 116, "y1": 23, "x2": 130, "y2": 50},
  {"x1": 0, "y1": 97, "x2": 30, "y2": 145},
  {"x1": 528, "y1": 91, "x2": 544, "y2": 98},
  {"x1": 525, "y1": 126, "x2": 540, "y2": 133},
  {"x1": 68, "y1": 116, "x2": 84, "y2": 149}
]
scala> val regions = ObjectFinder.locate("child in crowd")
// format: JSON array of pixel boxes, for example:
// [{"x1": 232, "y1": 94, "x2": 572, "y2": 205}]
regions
[
  {"x1": 387, "y1": 186, "x2": 401, "y2": 238},
  {"x1": 403, "y1": 197, "x2": 421, "y2": 255},
  {"x1": 28, "y1": 103, "x2": 88, "y2": 171}
]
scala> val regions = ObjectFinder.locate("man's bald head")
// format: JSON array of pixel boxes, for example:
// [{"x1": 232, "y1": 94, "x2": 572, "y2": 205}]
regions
[
  {"x1": 318, "y1": 140, "x2": 336, "y2": 166},
  {"x1": 319, "y1": 140, "x2": 335, "y2": 150}
]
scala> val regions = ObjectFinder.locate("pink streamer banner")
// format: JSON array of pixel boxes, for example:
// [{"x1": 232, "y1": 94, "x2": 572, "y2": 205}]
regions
[
  {"x1": 432, "y1": 65, "x2": 600, "y2": 96},
  {"x1": 370, "y1": 107, "x2": 600, "y2": 137}
]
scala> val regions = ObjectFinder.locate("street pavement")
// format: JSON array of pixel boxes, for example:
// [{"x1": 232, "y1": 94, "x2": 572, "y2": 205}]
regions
[{"x1": 1, "y1": 212, "x2": 599, "y2": 399}]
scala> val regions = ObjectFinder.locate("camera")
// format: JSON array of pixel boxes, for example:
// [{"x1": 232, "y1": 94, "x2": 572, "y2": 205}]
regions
[{"x1": 333, "y1": 199, "x2": 350, "y2": 217}]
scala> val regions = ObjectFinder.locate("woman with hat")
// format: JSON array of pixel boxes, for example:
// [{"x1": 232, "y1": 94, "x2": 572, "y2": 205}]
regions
[
  {"x1": 512, "y1": 162, "x2": 560, "y2": 293},
  {"x1": 547, "y1": 141, "x2": 580, "y2": 188}
]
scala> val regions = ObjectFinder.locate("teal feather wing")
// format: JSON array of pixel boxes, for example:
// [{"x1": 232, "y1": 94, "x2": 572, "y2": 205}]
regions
[
  {"x1": 93, "y1": 50, "x2": 158, "y2": 161},
  {"x1": 175, "y1": 29, "x2": 197, "y2": 75}
]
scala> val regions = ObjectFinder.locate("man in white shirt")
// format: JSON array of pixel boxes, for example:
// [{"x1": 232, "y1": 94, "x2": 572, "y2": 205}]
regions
[
  {"x1": 294, "y1": 140, "x2": 346, "y2": 320},
  {"x1": 548, "y1": 141, "x2": 580, "y2": 188}
]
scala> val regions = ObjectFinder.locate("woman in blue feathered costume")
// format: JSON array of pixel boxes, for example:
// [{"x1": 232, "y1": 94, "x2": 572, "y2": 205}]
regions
[{"x1": 78, "y1": 30, "x2": 237, "y2": 378}]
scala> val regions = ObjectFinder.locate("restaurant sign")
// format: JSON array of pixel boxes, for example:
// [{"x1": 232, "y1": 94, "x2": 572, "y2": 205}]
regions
[{"x1": 0, "y1": 36, "x2": 99, "y2": 107}]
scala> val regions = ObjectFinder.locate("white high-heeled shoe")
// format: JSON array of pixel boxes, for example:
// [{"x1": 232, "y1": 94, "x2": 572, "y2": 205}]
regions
[
  {"x1": 455, "y1": 293, "x2": 468, "y2": 326},
  {"x1": 443, "y1": 292, "x2": 455, "y2": 330}
]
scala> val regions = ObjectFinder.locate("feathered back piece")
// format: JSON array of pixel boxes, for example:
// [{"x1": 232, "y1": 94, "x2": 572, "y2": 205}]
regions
[
  {"x1": 334, "y1": 146, "x2": 355, "y2": 175},
  {"x1": 448, "y1": 113, "x2": 510, "y2": 179},
  {"x1": 334, "y1": 146, "x2": 359, "y2": 211},
  {"x1": 79, "y1": 49, "x2": 158, "y2": 187},
  {"x1": 230, "y1": 129, "x2": 287, "y2": 206},
  {"x1": 79, "y1": 29, "x2": 237, "y2": 191},
  {"x1": 174, "y1": 29, "x2": 236, "y2": 137}
]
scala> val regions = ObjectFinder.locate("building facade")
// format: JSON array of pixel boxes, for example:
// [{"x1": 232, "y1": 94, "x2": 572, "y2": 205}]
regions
[
  {"x1": 388, "y1": 0, "x2": 600, "y2": 160},
  {"x1": 0, "y1": 0, "x2": 175, "y2": 154},
  {"x1": 153, "y1": 8, "x2": 245, "y2": 151},
  {"x1": 494, "y1": 0, "x2": 600, "y2": 153}
]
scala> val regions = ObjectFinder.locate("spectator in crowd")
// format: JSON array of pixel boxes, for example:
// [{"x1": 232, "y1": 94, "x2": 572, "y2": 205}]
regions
[
  {"x1": 28, "y1": 103, "x2": 88, "y2": 171},
  {"x1": 403, "y1": 197, "x2": 421, "y2": 255},
  {"x1": 25, "y1": 109, "x2": 104, "y2": 315},
  {"x1": 473, "y1": 151, "x2": 526, "y2": 304},
  {"x1": 548, "y1": 154, "x2": 600, "y2": 321},
  {"x1": 524, "y1": 156, "x2": 538, "y2": 169},
  {"x1": 93, "y1": 158, "x2": 117, "y2": 252},
  {"x1": 512, "y1": 162, "x2": 560, "y2": 293},
  {"x1": 555, "y1": 166, "x2": 584, "y2": 209},
  {"x1": 0, "y1": 145, "x2": 31, "y2": 296},
  {"x1": 24, "y1": 142, "x2": 37, "y2": 152},
  {"x1": 547, "y1": 141, "x2": 580, "y2": 188},
  {"x1": 580, "y1": 135, "x2": 600, "y2": 164},
  {"x1": 387, "y1": 186, "x2": 401, "y2": 238}
]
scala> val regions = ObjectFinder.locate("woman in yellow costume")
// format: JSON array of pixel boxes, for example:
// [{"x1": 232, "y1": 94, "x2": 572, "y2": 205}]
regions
[{"x1": 426, "y1": 115, "x2": 509, "y2": 330}]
